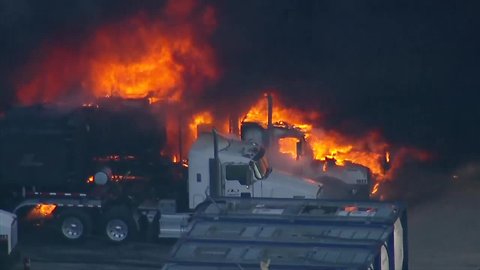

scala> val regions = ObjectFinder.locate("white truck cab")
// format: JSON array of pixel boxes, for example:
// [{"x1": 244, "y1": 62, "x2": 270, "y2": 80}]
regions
[
  {"x1": 188, "y1": 132, "x2": 322, "y2": 209},
  {"x1": 241, "y1": 122, "x2": 372, "y2": 199}
]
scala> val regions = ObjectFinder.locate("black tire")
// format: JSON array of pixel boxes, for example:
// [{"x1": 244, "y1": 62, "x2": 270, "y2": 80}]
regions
[
  {"x1": 102, "y1": 206, "x2": 137, "y2": 244},
  {"x1": 57, "y1": 208, "x2": 92, "y2": 243}
]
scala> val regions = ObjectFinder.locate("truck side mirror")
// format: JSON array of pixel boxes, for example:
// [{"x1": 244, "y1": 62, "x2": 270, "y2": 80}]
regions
[{"x1": 249, "y1": 161, "x2": 262, "y2": 180}]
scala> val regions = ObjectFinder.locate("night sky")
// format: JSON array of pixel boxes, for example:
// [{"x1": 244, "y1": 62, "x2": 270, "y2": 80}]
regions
[{"x1": 1, "y1": 0, "x2": 479, "y2": 169}]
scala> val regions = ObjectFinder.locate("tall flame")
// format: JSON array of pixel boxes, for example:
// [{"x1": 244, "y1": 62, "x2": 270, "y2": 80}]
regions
[
  {"x1": 307, "y1": 129, "x2": 388, "y2": 176},
  {"x1": 16, "y1": 0, "x2": 218, "y2": 104},
  {"x1": 243, "y1": 94, "x2": 318, "y2": 132},
  {"x1": 243, "y1": 94, "x2": 427, "y2": 179}
]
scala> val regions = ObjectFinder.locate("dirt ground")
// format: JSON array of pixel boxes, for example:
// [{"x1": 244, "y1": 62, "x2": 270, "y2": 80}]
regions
[{"x1": 409, "y1": 178, "x2": 480, "y2": 270}]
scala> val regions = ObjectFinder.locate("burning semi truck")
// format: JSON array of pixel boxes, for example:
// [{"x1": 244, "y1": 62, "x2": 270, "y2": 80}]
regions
[
  {"x1": 241, "y1": 94, "x2": 373, "y2": 199},
  {"x1": 0, "y1": 98, "x2": 323, "y2": 243}
]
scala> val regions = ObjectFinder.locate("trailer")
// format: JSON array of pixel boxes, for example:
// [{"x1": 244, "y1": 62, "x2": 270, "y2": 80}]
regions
[
  {"x1": 185, "y1": 220, "x2": 394, "y2": 247},
  {"x1": 0, "y1": 99, "x2": 406, "y2": 270},
  {"x1": 0, "y1": 98, "x2": 165, "y2": 191},
  {"x1": 8, "y1": 131, "x2": 324, "y2": 243},
  {"x1": 1, "y1": 99, "x2": 323, "y2": 243},
  {"x1": 161, "y1": 196, "x2": 409, "y2": 270},
  {"x1": 163, "y1": 264, "x2": 372, "y2": 270},
  {"x1": 181, "y1": 219, "x2": 393, "y2": 267},
  {"x1": 193, "y1": 197, "x2": 407, "y2": 270},
  {"x1": 163, "y1": 238, "x2": 388, "y2": 270}
]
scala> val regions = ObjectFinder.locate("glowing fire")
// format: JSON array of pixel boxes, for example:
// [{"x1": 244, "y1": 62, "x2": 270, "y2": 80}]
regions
[
  {"x1": 278, "y1": 138, "x2": 299, "y2": 159},
  {"x1": 371, "y1": 182, "x2": 380, "y2": 195},
  {"x1": 243, "y1": 94, "x2": 417, "y2": 179},
  {"x1": 244, "y1": 94, "x2": 317, "y2": 132},
  {"x1": 87, "y1": 176, "x2": 94, "y2": 184},
  {"x1": 343, "y1": 206, "x2": 359, "y2": 212},
  {"x1": 189, "y1": 111, "x2": 214, "y2": 138},
  {"x1": 16, "y1": 0, "x2": 218, "y2": 104},
  {"x1": 27, "y1": 204, "x2": 57, "y2": 220},
  {"x1": 307, "y1": 129, "x2": 389, "y2": 176}
]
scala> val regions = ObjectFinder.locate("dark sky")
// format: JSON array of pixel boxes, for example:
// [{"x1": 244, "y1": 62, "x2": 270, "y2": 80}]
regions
[{"x1": 1, "y1": 0, "x2": 479, "y2": 167}]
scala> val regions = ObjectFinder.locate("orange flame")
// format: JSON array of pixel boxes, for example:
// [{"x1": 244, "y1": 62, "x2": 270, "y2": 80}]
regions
[
  {"x1": 371, "y1": 182, "x2": 380, "y2": 195},
  {"x1": 189, "y1": 111, "x2": 214, "y2": 138},
  {"x1": 307, "y1": 129, "x2": 389, "y2": 176},
  {"x1": 243, "y1": 94, "x2": 317, "y2": 132},
  {"x1": 27, "y1": 204, "x2": 57, "y2": 220},
  {"x1": 243, "y1": 94, "x2": 428, "y2": 180},
  {"x1": 278, "y1": 138, "x2": 299, "y2": 159},
  {"x1": 344, "y1": 206, "x2": 359, "y2": 212},
  {"x1": 16, "y1": 0, "x2": 218, "y2": 104},
  {"x1": 87, "y1": 176, "x2": 94, "y2": 184}
]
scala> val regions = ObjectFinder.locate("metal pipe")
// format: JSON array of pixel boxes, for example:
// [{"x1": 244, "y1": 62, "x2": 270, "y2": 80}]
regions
[
  {"x1": 213, "y1": 128, "x2": 219, "y2": 162},
  {"x1": 266, "y1": 93, "x2": 274, "y2": 148},
  {"x1": 178, "y1": 113, "x2": 183, "y2": 161},
  {"x1": 267, "y1": 93, "x2": 273, "y2": 129},
  {"x1": 209, "y1": 129, "x2": 221, "y2": 197},
  {"x1": 229, "y1": 113, "x2": 239, "y2": 135}
]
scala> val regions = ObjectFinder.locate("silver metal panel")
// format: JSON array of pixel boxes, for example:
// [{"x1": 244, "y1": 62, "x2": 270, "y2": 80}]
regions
[
  {"x1": 159, "y1": 213, "x2": 191, "y2": 238},
  {"x1": 162, "y1": 264, "x2": 273, "y2": 270},
  {"x1": 170, "y1": 240, "x2": 376, "y2": 268},
  {"x1": 197, "y1": 198, "x2": 404, "y2": 224},
  {"x1": 187, "y1": 220, "x2": 392, "y2": 245}
]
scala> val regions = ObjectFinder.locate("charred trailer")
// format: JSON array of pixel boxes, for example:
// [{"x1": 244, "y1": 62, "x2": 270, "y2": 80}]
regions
[
  {"x1": 0, "y1": 105, "x2": 90, "y2": 192},
  {"x1": 0, "y1": 99, "x2": 166, "y2": 191},
  {"x1": 0, "y1": 99, "x2": 185, "y2": 243}
]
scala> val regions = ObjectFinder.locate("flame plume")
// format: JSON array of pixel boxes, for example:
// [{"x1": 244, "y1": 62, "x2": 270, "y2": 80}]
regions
[
  {"x1": 243, "y1": 94, "x2": 428, "y2": 180},
  {"x1": 16, "y1": 0, "x2": 218, "y2": 104}
]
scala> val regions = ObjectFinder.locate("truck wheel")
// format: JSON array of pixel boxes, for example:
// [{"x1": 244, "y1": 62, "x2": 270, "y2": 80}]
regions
[
  {"x1": 102, "y1": 206, "x2": 137, "y2": 244},
  {"x1": 58, "y1": 209, "x2": 92, "y2": 242}
]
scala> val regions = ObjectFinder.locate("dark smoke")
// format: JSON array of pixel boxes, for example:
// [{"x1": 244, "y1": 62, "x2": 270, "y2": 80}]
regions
[
  {"x1": 207, "y1": 0, "x2": 480, "y2": 172},
  {"x1": 1, "y1": 0, "x2": 479, "y2": 174}
]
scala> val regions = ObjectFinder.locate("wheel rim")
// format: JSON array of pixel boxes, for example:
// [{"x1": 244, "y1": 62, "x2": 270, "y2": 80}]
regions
[
  {"x1": 61, "y1": 217, "x2": 84, "y2": 240},
  {"x1": 106, "y1": 219, "x2": 128, "y2": 242}
]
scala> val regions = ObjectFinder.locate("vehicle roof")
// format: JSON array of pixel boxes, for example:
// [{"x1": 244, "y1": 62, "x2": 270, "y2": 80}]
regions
[{"x1": 189, "y1": 132, "x2": 262, "y2": 162}]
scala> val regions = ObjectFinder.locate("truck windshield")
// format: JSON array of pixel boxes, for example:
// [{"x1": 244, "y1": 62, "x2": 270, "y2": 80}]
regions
[{"x1": 253, "y1": 156, "x2": 271, "y2": 179}]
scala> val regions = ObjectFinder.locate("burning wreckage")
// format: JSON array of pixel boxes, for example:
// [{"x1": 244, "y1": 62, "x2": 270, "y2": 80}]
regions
[
  {"x1": 241, "y1": 94, "x2": 374, "y2": 199},
  {"x1": 0, "y1": 1, "x2": 426, "y2": 269},
  {"x1": 0, "y1": 96, "x2": 410, "y2": 269},
  {"x1": 0, "y1": 97, "x2": 323, "y2": 242}
]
